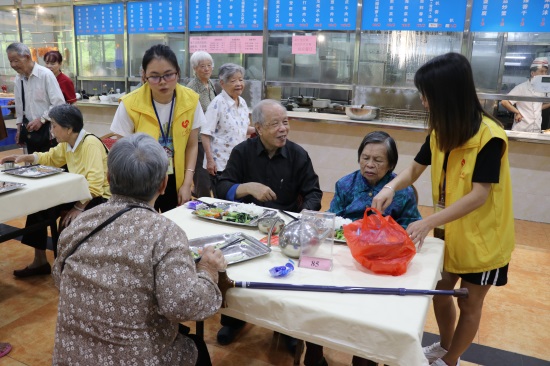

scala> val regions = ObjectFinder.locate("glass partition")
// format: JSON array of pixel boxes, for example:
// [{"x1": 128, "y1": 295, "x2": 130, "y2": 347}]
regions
[
  {"x1": 358, "y1": 31, "x2": 462, "y2": 87},
  {"x1": 19, "y1": 5, "x2": 75, "y2": 80},
  {"x1": 266, "y1": 31, "x2": 355, "y2": 84},
  {"x1": 128, "y1": 33, "x2": 184, "y2": 78},
  {"x1": 0, "y1": 8, "x2": 20, "y2": 91}
]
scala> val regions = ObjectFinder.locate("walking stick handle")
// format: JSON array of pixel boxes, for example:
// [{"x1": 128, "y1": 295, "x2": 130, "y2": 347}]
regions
[{"x1": 453, "y1": 288, "x2": 469, "y2": 298}]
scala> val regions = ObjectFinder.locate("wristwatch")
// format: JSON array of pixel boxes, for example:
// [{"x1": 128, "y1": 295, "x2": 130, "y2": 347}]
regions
[{"x1": 40, "y1": 117, "x2": 47, "y2": 124}]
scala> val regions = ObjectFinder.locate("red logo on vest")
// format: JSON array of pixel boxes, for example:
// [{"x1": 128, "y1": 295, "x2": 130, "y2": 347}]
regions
[
  {"x1": 461, "y1": 159, "x2": 465, "y2": 166},
  {"x1": 182, "y1": 120, "x2": 189, "y2": 128}
]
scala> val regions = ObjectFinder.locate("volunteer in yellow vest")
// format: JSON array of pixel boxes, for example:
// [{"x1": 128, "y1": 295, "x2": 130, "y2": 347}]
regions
[
  {"x1": 372, "y1": 53, "x2": 515, "y2": 366},
  {"x1": 111, "y1": 44, "x2": 204, "y2": 212}
]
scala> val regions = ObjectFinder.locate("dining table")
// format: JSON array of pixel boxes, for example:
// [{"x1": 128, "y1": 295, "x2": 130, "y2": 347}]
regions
[
  {"x1": 0, "y1": 168, "x2": 92, "y2": 243},
  {"x1": 163, "y1": 197, "x2": 445, "y2": 366}
]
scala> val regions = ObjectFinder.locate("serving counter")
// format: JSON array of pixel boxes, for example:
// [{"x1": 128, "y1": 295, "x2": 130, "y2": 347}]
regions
[{"x1": 163, "y1": 199, "x2": 445, "y2": 366}]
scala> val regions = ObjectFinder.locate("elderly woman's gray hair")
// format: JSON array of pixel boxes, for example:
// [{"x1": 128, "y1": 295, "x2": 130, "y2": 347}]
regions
[
  {"x1": 6, "y1": 42, "x2": 31, "y2": 57},
  {"x1": 218, "y1": 63, "x2": 245, "y2": 83},
  {"x1": 357, "y1": 131, "x2": 398, "y2": 172},
  {"x1": 108, "y1": 133, "x2": 168, "y2": 201},
  {"x1": 252, "y1": 99, "x2": 286, "y2": 127},
  {"x1": 49, "y1": 104, "x2": 83, "y2": 133},
  {"x1": 190, "y1": 51, "x2": 214, "y2": 70}
]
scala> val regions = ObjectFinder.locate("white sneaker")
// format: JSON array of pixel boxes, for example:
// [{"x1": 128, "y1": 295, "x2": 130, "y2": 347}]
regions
[
  {"x1": 430, "y1": 358, "x2": 461, "y2": 366},
  {"x1": 423, "y1": 342, "x2": 447, "y2": 363}
]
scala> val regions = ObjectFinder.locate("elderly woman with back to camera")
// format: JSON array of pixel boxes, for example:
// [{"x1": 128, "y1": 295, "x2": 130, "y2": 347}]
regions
[
  {"x1": 52, "y1": 133, "x2": 227, "y2": 366},
  {"x1": 187, "y1": 51, "x2": 216, "y2": 198},
  {"x1": 111, "y1": 44, "x2": 204, "y2": 211},
  {"x1": 201, "y1": 63, "x2": 255, "y2": 195}
]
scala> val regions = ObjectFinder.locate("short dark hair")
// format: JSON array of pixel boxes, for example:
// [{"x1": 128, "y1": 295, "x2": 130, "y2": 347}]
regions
[
  {"x1": 357, "y1": 131, "x2": 398, "y2": 172},
  {"x1": 108, "y1": 133, "x2": 168, "y2": 201},
  {"x1": 142, "y1": 44, "x2": 180, "y2": 75},
  {"x1": 44, "y1": 50, "x2": 63, "y2": 64},
  {"x1": 49, "y1": 104, "x2": 83, "y2": 133},
  {"x1": 414, "y1": 52, "x2": 502, "y2": 152}
]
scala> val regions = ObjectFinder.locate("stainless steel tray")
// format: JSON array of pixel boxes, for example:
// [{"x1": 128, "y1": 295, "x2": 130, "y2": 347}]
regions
[
  {"x1": 2, "y1": 164, "x2": 64, "y2": 178},
  {"x1": 191, "y1": 204, "x2": 275, "y2": 227},
  {"x1": 189, "y1": 232, "x2": 271, "y2": 265},
  {"x1": 0, "y1": 181, "x2": 26, "y2": 194}
]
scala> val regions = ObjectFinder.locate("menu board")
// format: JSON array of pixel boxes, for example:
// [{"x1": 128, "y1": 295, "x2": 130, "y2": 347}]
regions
[
  {"x1": 74, "y1": 4, "x2": 124, "y2": 35},
  {"x1": 361, "y1": 0, "x2": 467, "y2": 31},
  {"x1": 128, "y1": 0, "x2": 185, "y2": 34},
  {"x1": 189, "y1": 0, "x2": 263, "y2": 31},
  {"x1": 470, "y1": 0, "x2": 550, "y2": 32},
  {"x1": 268, "y1": 0, "x2": 357, "y2": 30},
  {"x1": 189, "y1": 36, "x2": 263, "y2": 53}
]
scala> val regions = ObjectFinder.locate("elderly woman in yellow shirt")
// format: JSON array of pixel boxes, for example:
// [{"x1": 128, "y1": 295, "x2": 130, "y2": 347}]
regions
[{"x1": 1, "y1": 104, "x2": 110, "y2": 277}]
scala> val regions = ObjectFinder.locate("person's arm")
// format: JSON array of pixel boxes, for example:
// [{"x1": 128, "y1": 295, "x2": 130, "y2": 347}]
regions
[
  {"x1": 201, "y1": 101, "x2": 219, "y2": 175},
  {"x1": 1, "y1": 154, "x2": 35, "y2": 165},
  {"x1": 59, "y1": 75, "x2": 77, "y2": 104},
  {"x1": 44, "y1": 71, "x2": 65, "y2": 118},
  {"x1": 235, "y1": 182, "x2": 276, "y2": 201},
  {"x1": 327, "y1": 181, "x2": 345, "y2": 215},
  {"x1": 110, "y1": 101, "x2": 135, "y2": 136},
  {"x1": 542, "y1": 102, "x2": 550, "y2": 110},
  {"x1": 178, "y1": 128, "x2": 199, "y2": 205},
  {"x1": 297, "y1": 153, "x2": 322, "y2": 211},
  {"x1": 154, "y1": 222, "x2": 224, "y2": 322},
  {"x1": 371, "y1": 161, "x2": 427, "y2": 212},
  {"x1": 501, "y1": 100, "x2": 523, "y2": 122}
]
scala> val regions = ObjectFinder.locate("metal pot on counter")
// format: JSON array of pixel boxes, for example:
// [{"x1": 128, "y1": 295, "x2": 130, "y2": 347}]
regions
[
  {"x1": 345, "y1": 105, "x2": 380, "y2": 121},
  {"x1": 291, "y1": 95, "x2": 316, "y2": 107}
]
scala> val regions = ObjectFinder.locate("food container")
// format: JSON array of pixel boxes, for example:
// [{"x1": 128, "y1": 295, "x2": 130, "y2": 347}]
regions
[
  {"x1": 312, "y1": 99, "x2": 330, "y2": 108},
  {"x1": 291, "y1": 95, "x2": 316, "y2": 106},
  {"x1": 345, "y1": 105, "x2": 380, "y2": 121},
  {"x1": 99, "y1": 95, "x2": 110, "y2": 102},
  {"x1": 3, "y1": 161, "x2": 15, "y2": 170},
  {"x1": 258, "y1": 217, "x2": 285, "y2": 234},
  {"x1": 189, "y1": 232, "x2": 271, "y2": 265}
]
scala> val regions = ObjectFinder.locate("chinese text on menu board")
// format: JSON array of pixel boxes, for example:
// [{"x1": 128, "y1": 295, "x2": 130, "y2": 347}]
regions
[
  {"x1": 471, "y1": 0, "x2": 550, "y2": 32},
  {"x1": 268, "y1": 0, "x2": 357, "y2": 30},
  {"x1": 189, "y1": 36, "x2": 263, "y2": 54},
  {"x1": 190, "y1": 0, "x2": 263, "y2": 31},
  {"x1": 362, "y1": 0, "x2": 467, "y2": 31},
  {"x1": 128, "y1": 0, "x2": 184, "y2": 34},
  {"x1": 75, "y1": 4, "x2": 124, "y2": 35}
]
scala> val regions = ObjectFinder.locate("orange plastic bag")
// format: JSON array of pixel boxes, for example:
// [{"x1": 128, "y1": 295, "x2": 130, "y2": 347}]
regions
[{"x1": 343, "y1": 208, "x2": 416, "y2": 276}]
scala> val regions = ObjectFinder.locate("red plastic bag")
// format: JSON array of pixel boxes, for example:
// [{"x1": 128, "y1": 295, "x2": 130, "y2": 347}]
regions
[{"x1": 343, "y1": 208, "x2": 416, "y2": 276}]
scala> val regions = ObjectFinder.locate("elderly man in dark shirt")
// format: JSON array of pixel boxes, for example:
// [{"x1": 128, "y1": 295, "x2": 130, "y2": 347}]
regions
[
  {"x1": 215, "y1": 99, "x2": 325, "y2": 363},
  {"x1": 216, "y1": 99, "x2": 322, "y2": 212}
]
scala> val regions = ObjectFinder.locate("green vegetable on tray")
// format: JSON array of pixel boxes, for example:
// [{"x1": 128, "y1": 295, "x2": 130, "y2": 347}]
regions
[
  {"x1": 335, "y1": 228, "x2": 346, "y2": 241},
  {"x1": 222, "y1": 211, "x2": 255, "y2": 224}
]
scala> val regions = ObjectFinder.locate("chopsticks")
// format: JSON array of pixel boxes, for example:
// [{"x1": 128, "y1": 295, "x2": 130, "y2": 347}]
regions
[
  {"x1": 193, "y1": 236, "x2": 243, "y2": 263},
  {"x1": 1, "y1": 164, "x2": 37, "y2": 172},
  {"x1": 279, "y1": 209, "x2": 299, "y2": 221},
  {"x1": 195, "y1": 199, "x2": 217, "y2": 208}
]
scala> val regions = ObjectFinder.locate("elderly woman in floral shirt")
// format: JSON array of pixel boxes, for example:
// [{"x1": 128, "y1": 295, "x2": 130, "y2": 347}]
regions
[
  {"x1": 201, "y1": 63, "x2": 255, "y2": 195},
  {"x1": 52, "y1": 133, "x2": 226, "y2": 366}
]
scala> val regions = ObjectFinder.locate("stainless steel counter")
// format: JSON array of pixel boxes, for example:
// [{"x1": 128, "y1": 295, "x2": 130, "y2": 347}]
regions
[{"x1": 287, "y1": 111, "x2": 550, "y2": 145}]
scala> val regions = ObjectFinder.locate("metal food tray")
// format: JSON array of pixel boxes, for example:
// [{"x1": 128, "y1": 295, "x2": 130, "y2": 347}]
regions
[
  {"x1": 189, "y1": 232, "x2": 271, "y2": 265},
  {"x1": 191, "y1": 204, "x2": 274, "y2": 227},
  {"x1": 2, "y1": 164, "x2": 64, "y2": 178},
  {"x1": 0, "y1": 181, "x2": 26, "y2": 194}
]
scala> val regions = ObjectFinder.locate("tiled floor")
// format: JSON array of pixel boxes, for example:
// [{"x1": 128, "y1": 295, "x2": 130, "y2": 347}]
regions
[{"x1": 1, "y1": 147, "x2": 549, "y2": 365}]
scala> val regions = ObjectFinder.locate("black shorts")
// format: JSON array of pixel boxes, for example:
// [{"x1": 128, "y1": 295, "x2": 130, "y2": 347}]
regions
[{"x1": 458, "y1": 263, "x2": 509, "y2": 286}]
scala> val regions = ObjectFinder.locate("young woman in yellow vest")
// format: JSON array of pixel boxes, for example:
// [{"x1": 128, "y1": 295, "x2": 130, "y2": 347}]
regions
[
  {"x1": 372, "y1": 53, "x2": 514, "y2": 366},
  {"x1": 111, "y1": 44, "x2": 204, "y2": 212}
]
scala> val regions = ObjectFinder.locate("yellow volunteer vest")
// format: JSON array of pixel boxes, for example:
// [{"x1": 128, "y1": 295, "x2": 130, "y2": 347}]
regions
[
  {"x1": 430, "y1": 116, "x2": 515, "y2": 273},
  {"x1": 121, "y1": 83, "x2": 199, "y2": 190}
]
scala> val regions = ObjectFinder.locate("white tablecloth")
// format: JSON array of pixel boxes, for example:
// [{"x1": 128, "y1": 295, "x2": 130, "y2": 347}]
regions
[
  {"x1": 163, "y1": 198, "x2": 444, "y2": 366},
  {"x1": 0, "y1": 171, "x2": 92, "y2": 223}
]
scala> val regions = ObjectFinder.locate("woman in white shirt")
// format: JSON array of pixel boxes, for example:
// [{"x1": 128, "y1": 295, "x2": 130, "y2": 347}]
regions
[{"x1": 201, "y1": 63, "x2": 255, "y2": 195}]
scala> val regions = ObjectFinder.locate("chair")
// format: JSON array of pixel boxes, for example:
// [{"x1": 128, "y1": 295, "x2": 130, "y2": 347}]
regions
[{"x1": 100, "y1": 132, "x2": 121, "y2": 151}]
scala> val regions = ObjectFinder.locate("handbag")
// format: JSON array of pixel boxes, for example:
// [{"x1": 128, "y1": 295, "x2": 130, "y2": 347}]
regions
[
  {"x1": 343, "y1": 207, "x2": 416, "y2": 276},
  {"x1": 18, "y1": 80, "x2": 51, "y2": 146}
]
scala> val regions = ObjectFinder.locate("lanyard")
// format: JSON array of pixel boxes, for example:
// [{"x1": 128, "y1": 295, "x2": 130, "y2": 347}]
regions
[{"x1": 152, "y1": 91, "x2": 175, "y2": 146}]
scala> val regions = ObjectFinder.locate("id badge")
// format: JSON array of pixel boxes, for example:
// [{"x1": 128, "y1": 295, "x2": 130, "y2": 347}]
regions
[{"x1": 164, "y1": 146, "x2": 174, "y2": 175}]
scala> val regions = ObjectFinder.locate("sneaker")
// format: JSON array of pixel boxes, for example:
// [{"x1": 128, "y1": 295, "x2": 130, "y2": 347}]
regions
[
  {"x1": 423, "y1": 342, "x2": 447, "y2": 363},
  {"x1": 430, "y1": 358, "x2": 461, "y2": 366}
]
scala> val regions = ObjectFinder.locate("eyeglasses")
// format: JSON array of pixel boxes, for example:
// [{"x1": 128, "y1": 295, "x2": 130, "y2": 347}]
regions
[{"x1": 146, "y1": 72, "x2": 178, "y2": 84}]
